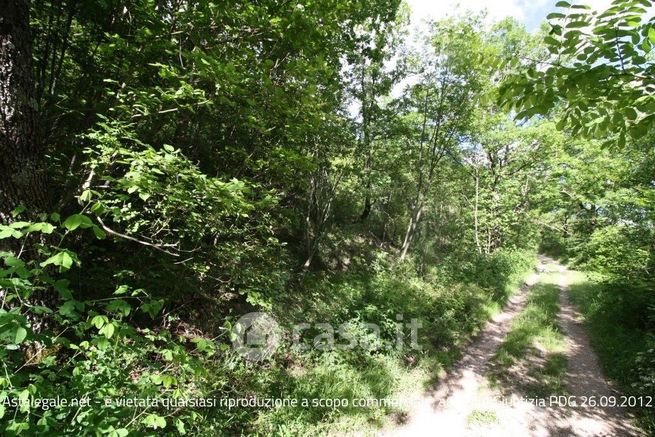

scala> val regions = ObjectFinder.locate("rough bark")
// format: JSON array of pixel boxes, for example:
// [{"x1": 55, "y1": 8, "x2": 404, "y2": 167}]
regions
[{"x1": 0, "y1": 0, "x2": 49, "y2": 223}]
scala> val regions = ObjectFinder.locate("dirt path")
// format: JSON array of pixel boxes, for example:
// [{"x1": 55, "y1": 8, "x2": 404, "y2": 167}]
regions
[
  {"x1": 381, "y1": 257, "x2": 643, "y2": 437},
  {"x1": 547, "y1": 263, "x2": 641, "y2": 436}
]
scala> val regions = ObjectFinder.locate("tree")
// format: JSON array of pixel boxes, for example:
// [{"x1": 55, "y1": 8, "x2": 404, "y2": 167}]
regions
[
  {"x1": 498, "y1": 0, "x2": 655, "y2": 276},
  {"x1": 467, "y1": 117, "x2": 557, "y2": 253},
  {"x1": 500, "y1": 0, "x2": 655, "y2": 146},
  {"x1": 396, "y1": 17, "x2": 490, "y2": 260},
  {"x1": 345, "y1": 5, "x2": 407, "y2": 223},
  {"x1": 0, "y1": 0, "x2": 49, "y2": 223},
  {"x1": 535, "y1": 135, "x2": 654, "y2": 276}
]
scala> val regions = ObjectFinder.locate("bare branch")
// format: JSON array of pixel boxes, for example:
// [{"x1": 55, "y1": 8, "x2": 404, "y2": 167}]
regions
[{"x1": 95, "y1": 215, "x2": 180, "y2": 257}]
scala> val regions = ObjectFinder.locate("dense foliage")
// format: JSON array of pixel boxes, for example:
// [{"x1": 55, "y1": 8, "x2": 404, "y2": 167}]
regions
[
  {"x1": 0, "y1": 0, "x2": 653, "y2": 434},
  {"x1": 503, "y1": 0, "x2": 655, "y2": 429}
]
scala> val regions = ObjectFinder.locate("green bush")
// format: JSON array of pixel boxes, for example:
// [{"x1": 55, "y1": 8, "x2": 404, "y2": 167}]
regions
[
  {"x1": 538, "y1": 229, "x2": 569, "y2": 259},
  {"x1": 540, "y1": 222, "x2": 654, "y2": 284},
  {"x1": 0, "y1": 209, "x2": 537, "y2": 435},
  {"x1": 82, "y1": 120, "x2": 288, "y2": 311},
  {"x1": 573, "y1": 225, "x2": 651, "y2": 278},
  {"x1": 0, "y1": 217, "x2": 212, "y2": 435},
  {"x1": 455, "y1": 249, "x2": 536, "y2": 302}
]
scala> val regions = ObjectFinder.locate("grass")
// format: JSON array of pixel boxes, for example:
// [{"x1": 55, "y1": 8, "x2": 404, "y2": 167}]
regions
[
  {"x1": 466, "y1": 409, "x2": 499, "y2": 426},
  {"x1": 488, "y1": 269, "x2": 568, "y2": 398},
  {"x1": 233, "y1": 251, "x2": 538, "y2": 435},
  {"x1": 566, "y1": 271, "x2": 655, "y2": 433}
]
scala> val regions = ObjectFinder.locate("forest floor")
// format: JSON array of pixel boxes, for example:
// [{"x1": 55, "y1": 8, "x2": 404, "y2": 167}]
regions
[{"x1": 380, "y1": 256, "x2": 645, "y2": 437}]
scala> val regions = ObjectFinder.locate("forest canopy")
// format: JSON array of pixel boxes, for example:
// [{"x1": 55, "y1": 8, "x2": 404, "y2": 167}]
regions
[{"x1": 0, "y1": 0, "x2": 653, "y2": 435}]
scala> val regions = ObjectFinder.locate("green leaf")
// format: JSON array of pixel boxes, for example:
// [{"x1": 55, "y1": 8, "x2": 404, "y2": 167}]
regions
[
  {"x1": 625, "y1": 107, "x2": 638, "y2": 120},
  {"x1": 91, "y1": 315, "x2": 107, "y2": 329},
  {"x1": 63, "y1": 214, "x2": 94, "y2": 231},
  {"x1": 140, "y1": 299, "x2": 165, "y2": 319},
  {"x1": 18, "y1": 389, "x2": 30, "y2": 413},
  {"x1": 547, "y1": 12, "x2": 565, "y2": 20},
  {"x1": 92, "y1": 225, "x2": 106, "y2": 240},
  {"x1": 150, "y1": 374, "x2": 163, "y2": 384},
  {"x1": 161, "y1": 375, "x2": 176, "y2": 388},
  {"x1": 0, "y1": 226, "x2": 15, "y2": 239},
  {"x1": 100, "y1": 323, "x2": 115, "y2": 339},
  {"x1": 54, "y1": 280, "x2": 73, "y2": 299},
  {"x1": 105, "y1": 299, "x2": 131, "y2": 317},
  {"x1": 143, "y1": 414, "x2": 167, "y2": 429},
  {"x1": 11, "y1": 206, "x2": 26, "y2": 217},
  {"x1": 14, "y1": 327, "x2": 27, "y2": 344},
  {"x1": 3, "y1": 255, "x2": 24, "y2": 269},
  {"x1": 30, "y1": 306, "x2": 53, "y2": 315},
  {"x1": 59, "y1": 300, "x2": 84, "y2": 319},
  {"x1": 9, "y1": 221, "x2": 30, "y2": 229},
  {"x1": 649, "y1": 27, "x2": 655, "y2": 44},
  {"x1": 107, "y1": 429, "x2": 125, "y2": 437},
  {"x1": 40, "y1": 251, "x2": 74, "y2": 270},
  {"x1": 25, "y1": 222, "x2": 55, "y2": 234},
  {"x1": 175, "y1": 419, "x2": 186, "y2": 435},
  {"x1": 566, "y1": 21, "x2": 589, "y2": 29},
  {"x1": 114, "y1": 285, "x2": 129, "y2": 295},
  {"x1": 79, "y1": 190, "x2": 93, "y2": 202},
  {"x1": 95, "y1": 337, "x2": 110, "y2": 350},
  {"x1": 6, "y1": 421, "x2": 29, "y2": 433},
  {"x1": 544, "y1": 36, "x2": 560, "y2": 46}
]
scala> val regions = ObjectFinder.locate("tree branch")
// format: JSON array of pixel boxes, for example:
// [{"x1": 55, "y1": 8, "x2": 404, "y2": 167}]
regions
[{"x1": 95, "y1": 215, "x2": 181, "y2": 257}]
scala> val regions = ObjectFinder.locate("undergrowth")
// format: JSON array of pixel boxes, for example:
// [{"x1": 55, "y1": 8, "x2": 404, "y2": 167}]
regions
[{"x1": 0, "y1": 215, "x2": 537, "y2": 435}]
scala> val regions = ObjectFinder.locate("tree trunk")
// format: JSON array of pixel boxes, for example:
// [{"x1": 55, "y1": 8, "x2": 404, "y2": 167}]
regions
[
  {"x1": 358, "y1": 188, "x2": 372, "y2": 222},
  {"x1": 400, "y1": 201, "x2": 423, "y2": 261},
  {"x1": 0, "y1": 0, "x2": 49, "y2": 223},
  {"x1": 474, "y1": 168, "x2": 481, "y2": 254},
  {"x1": 357, "y1": 80, "x2": 373, "y2": 224},
  {"x1": 358, "y1": 142, "x2": 372, "y2": 223}
]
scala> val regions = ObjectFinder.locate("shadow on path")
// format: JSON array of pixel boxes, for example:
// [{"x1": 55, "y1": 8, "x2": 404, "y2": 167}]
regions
[{"x1": 381, "y1": 256, "x2": 644, "y2": 437}]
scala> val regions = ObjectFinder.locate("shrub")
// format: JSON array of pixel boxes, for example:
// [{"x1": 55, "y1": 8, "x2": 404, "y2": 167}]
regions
[
  {"x1": 455, "y1": 249, "x2": 536, "y2": 302},
  {"x1": 574, "y1": 225, "x2": 650, "y2": 278},
  {"x1": 0, "y1": 216, "x2": 212, "y2": 435}
]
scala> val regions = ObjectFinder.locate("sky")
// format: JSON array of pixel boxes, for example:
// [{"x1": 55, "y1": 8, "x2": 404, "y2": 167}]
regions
[
  {"x1": 405, "y1": 0, "x2": 614, "y2": 32},
  {"x1": 360, "y1": 0, "x2": 651, "y2": 111}
]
